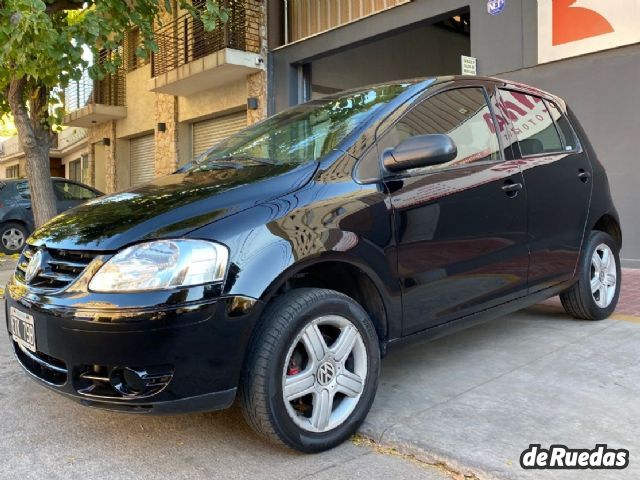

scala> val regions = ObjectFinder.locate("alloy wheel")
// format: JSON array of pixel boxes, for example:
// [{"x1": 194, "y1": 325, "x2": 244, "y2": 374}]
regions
[
  {"x1": 590, "y1": 243, "x2": 617, "y2": 309},
  {"x1": 282, "y1": 315, "x2": 367, "y2": 433},
  {"x1": 2, "y1": 228, "x2": 25, "y2": 251}
]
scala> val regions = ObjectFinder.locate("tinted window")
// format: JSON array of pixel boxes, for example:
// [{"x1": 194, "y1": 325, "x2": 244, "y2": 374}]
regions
[
  {"x1": 497, "y1": 90, "x2": 563, "y2": 156},
  {"x1": 382, "y1": 87, "x2": 501, "y2": 170},
  {"x1": 54, "y1": 181, "x2": 97, "y2": 201},
  {"x1": 16, "y1": 182, "x2": 30, "y2": 199},
  {"x1": 547, "y1": 101, "x2": 578, "y2": 151}
]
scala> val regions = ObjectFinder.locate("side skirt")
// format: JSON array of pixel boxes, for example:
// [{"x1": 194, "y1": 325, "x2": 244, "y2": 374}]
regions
[{"x1": 385, "y1": 279, "x2": 575, "y2": 353}]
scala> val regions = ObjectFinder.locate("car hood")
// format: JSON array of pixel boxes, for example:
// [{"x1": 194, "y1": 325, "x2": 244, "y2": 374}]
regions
[{"x1": 30, "y1": 162, "x2": 318, "y2": 251}]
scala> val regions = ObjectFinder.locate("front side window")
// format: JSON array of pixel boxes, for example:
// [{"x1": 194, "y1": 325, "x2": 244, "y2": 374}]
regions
[
  {"x1": 497, "y1": 90, "x2": 564, "y2": 156},
  {"x1": 381, "y1": 87, "x2": 502, "y2": 171},
  {"x1": 54, "y1": 181, "x2": 97, "y2": 201},
  {"x1": 186, "y1": 83, "x2": 413, "y2": 172}
]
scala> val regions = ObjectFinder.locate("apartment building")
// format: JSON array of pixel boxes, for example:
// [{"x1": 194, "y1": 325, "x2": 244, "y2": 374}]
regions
[
  {"x1": 268, "y1": 0, "x2": 640, "y2": 266},
  {"x1": 0, "y1": 127, "x2": 89, "y2": 181},
  {"x1": 62, "y1": 0, "x2": 267, "y2": 194}
]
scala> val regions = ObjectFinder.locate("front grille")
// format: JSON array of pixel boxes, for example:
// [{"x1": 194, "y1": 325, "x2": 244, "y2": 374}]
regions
[
  {"x1": 16, "y1": 245, "x2": 97, "y2": 292},
  {"x1": 14, "y1": 341, "x2": 68, "y2": 386}
]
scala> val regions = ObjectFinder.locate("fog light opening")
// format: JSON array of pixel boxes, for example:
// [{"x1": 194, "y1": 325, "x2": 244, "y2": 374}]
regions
[{"x1": 107, "y1": 366, "x2": 174, "y2": 398}]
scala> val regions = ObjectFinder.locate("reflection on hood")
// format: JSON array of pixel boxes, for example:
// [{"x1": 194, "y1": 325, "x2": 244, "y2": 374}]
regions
[{"x1": 30, "y1": 162, "x2": 317, "y2": 251}]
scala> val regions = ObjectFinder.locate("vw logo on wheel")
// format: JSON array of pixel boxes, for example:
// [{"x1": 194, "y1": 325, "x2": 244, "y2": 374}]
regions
[
  {"x1": 316, "y1": 362, "x2": 336, "y2": 386},
  {"x1": 25, "y1": 249, "x2": 44, "y2": 284}
]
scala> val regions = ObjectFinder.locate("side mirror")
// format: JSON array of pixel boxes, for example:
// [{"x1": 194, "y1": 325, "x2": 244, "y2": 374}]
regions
[{"x1": 382, "y1": 134, "x2": 457, "y2": 173}]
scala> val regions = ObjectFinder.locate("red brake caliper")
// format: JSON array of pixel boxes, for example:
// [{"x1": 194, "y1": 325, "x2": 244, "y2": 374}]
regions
[
  {"x1": 287, "y1": 359, "x2": 300, "y2": 376},
  {"x1": 287, "y1": 352, "x2": 301, "y2": 375}
]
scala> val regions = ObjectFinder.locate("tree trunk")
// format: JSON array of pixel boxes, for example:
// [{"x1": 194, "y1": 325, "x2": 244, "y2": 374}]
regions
[{"x1": 7, "y1": 78, "x2": 58, "y2": 228}]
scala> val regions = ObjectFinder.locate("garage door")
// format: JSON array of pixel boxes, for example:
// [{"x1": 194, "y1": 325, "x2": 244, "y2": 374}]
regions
[
  {"x1": 130, "y1": 134, "x2": 155, "y2": 187},
  {"x1": 192, "y1": 111, "x2": 247, "y2": 159}
]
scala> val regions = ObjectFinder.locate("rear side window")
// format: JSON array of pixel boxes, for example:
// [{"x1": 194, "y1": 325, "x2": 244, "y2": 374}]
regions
[
  {"x1": 381, "y1": 87, "x2": 502, "y2": 170},
  {"x1": 547, "y1": 101, "x2": 578, "y2": 151},
  {"x1": 497, "y1": 90, "x2": 567, "y2": 156},
  {"x1": 16, "y1": 182, "x2": 30, "y2": 199}
]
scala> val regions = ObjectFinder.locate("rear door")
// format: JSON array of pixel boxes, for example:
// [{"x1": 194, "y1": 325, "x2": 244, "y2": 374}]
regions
[
  {"x1": 380, "y1": 83, "x2": 529, "y2": 334},
  {"x1": 11, "y1": 182, "x2": 35, "y2": 230},
  {"x1": 496, "y1": 89, "x2": 592, "y2": 291}
]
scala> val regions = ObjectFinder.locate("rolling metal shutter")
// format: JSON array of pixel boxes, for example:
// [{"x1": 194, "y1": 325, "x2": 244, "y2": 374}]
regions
[
  {"x1": 130, "y1": 134, "x2": 155, "y2": 187},
  {"x1": 192, "y1": 111, "x2": 247, "y2": 159}
]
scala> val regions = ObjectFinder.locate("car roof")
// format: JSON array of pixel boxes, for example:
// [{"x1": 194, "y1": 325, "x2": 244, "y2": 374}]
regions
[{"x1": 330, "y1": 76, "x2": 562, "y2": 104}]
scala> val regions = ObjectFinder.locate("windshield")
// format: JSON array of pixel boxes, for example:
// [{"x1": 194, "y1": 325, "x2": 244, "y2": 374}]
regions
[{"x1": 185, "y1": 83, "x2": 412, "y2": 172}]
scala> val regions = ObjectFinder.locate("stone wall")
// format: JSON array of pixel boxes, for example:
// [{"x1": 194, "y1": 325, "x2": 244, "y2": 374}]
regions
[
  {"x1": 87, "y1": 121, "x2": 117, "y2": 193},
  {"x1": 246, "y1": 0, "x2": 268, "y2": 125},
  {"x1": 155, "y1": 93, "x2": 179, "y2": 176}
]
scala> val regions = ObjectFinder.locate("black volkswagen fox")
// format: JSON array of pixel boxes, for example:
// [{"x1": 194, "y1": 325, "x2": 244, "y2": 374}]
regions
[{"x1": 6, "y1": 77, "x2": 621, "y2": 452}]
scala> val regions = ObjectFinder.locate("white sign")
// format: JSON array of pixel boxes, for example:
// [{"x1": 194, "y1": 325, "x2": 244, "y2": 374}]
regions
[
  {"x1": 461, "y1": 55, "x2": 477, "y2": 75},
  {"x1": 538, "y1": 0, "x2": 640, "y2": 64}
]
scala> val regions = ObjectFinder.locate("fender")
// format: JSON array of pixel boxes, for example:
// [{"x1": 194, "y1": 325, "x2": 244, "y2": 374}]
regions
[{"x1": 189, "y1": 172, "x2": 403, "y2": 339}]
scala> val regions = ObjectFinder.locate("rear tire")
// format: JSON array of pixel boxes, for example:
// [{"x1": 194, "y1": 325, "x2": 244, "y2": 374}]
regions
[
  {"x1": 0, "y1": 222, "x2": 28, "y2": 254},
  {"x1": 240, "y1": 288, "x2": 380, "y2": 452},
  {"x1": 560, "y1": 231, "x2": 621, "y2": 320}
]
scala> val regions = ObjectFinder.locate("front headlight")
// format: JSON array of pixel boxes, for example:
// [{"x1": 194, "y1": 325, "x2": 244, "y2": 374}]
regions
[{"x1": 88, "y1": 239, "x2": 229, "y2": 292}]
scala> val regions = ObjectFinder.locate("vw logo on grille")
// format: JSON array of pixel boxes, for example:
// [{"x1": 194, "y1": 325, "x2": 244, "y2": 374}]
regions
[
  {"x1": 25, "y1": 249, "x2": 44, "y2": 284},
  {"x1": 316, "y1": 362, "x2": 336, "y2": 386}
]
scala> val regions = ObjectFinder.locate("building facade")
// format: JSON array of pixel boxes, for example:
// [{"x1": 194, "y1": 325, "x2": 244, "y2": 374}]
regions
[
  {"x1": 268, "y1": 0, "x2": 640, "y2": 267},
  {"x1": 62, "y1": 0, "x2": 267, "y2": 194},
  {"x1": 0, "y1": 127, "x2": 89, "y2": 181}
]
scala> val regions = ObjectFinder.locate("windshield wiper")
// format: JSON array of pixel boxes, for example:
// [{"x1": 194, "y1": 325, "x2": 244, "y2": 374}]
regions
[{"x1": 219, "y1": 155, "x2": 276, "y2": 165}]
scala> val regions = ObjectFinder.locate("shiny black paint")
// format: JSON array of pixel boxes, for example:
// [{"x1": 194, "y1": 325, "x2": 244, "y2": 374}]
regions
[
  {"x1": 5, "y1": 76, "x2": 620, "y2": 413},
  {"x1": 29, "y1": 163, "x2": 316, "y2": 250}
]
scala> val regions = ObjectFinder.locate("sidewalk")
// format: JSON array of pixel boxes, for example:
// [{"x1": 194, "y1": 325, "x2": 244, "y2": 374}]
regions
[
  {"x1": 542, "y1": 267, "x2": 640, "y2": 319},
  {"x1": 361, "y1": 268, "x2": 640, "y2": 479}
]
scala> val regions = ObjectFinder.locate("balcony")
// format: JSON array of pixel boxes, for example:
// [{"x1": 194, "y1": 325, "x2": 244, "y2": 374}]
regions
[
  {"x1": 63, "y1": 71, "x2": 127, "y2": 128},
  {"x1": 149, "y1": 1, "x2": 264, "y2": 97}
]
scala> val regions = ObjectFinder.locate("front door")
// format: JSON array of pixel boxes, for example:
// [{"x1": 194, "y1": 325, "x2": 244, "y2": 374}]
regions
[
  {"x1": 379, "y1": 85, "x2": 529, "y2": 335},
  {"x1": 496, "y1": 89, "x2": 592, "y2": 291}
]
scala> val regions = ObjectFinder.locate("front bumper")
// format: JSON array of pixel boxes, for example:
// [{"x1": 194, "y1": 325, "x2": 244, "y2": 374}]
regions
[{"x1": 5, "y1": 277, "x2": 263, "y2": 414}]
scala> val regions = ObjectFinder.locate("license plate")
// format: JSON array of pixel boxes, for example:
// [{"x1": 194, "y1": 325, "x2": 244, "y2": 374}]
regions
[{"x1": 9, "y1": 307, "x2": 36, "y2": 353}]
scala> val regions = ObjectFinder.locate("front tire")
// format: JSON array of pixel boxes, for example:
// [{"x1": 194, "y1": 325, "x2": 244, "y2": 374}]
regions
[
  {"x1": 240, "y1": 288, "x2": 380, "y2": 452},
  {"x1": 560, "y1": 231, "x2": 621, "y2": 320}
]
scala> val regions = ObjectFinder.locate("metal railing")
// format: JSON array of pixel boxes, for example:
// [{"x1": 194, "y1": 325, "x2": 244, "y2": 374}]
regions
[
  {"x1": 64, "y1": 72, "x2": 126, "y2": 112},
  {"x1": 152, "y1": 0, "x2": 257, "y2": 77}
]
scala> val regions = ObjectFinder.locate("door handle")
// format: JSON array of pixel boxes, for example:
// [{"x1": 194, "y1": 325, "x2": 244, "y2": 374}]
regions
[
  {"x1": 578, "y1": 169, "x2": 591, "y2": 183},
  {"x1": 502, "y1": 180, "x2": 523, "y2": 198}
]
